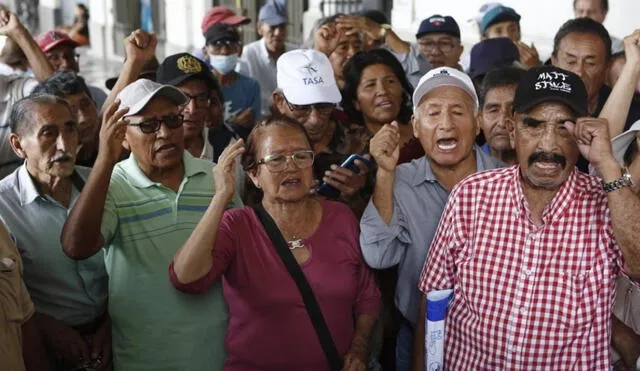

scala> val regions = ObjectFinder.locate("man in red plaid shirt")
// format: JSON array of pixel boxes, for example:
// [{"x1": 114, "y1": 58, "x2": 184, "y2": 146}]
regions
[{"x1": 414, "y1": 65, "x2": 640, "y2": 369}]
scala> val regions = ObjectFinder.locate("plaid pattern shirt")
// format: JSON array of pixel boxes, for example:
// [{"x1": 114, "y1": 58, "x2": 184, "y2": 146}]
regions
[{"x1": 419, "y1": 165, "x2": 624, "y2": 369}]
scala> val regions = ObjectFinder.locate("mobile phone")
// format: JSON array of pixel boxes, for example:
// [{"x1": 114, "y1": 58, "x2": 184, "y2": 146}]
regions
[{"x1": 316, "y1": 154, "x2": 371, "y2": 199}]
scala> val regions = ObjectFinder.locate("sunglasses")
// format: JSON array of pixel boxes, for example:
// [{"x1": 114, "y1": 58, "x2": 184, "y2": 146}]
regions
[{"x1": 128, "y1": 115, "x2": 184, "y2": 134}]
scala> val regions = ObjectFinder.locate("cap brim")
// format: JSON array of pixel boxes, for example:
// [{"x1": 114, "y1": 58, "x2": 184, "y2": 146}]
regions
[
  {"x1": 161, "y1": 72, "x2": 217, "y2": 91},
  {"x1": 611, "y1": 120, "x2": 640, "y2": 165},
  {"x1": 259, "y1": 16, "x2": 287, "y2": 26},
  {"x1": 514, "y1": 96, "x2": 588, "y2": 118},
  {"x1": 413, "y1": 76, "x2": 478, "y2": 111},
  {"x1": 224, "y1": 15, "x2": 251, "y2": 25},
  {"x1": 42, "y1": 39, "x2": 79, "y2": 53},
  {"x1": 282, "y1": 83, "x2": 342, "y2": 105},
  {"x1": 124, "y1": 85, "x2": 188, "y2": 116}
]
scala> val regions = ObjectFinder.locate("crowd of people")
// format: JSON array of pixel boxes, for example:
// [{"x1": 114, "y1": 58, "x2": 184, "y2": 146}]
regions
[{"x1": 0, "y1": 0, "x2": 639, "y2": 370}]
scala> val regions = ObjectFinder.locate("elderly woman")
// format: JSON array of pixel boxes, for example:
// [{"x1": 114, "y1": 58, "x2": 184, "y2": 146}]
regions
[
  {"x1": 169, "y1": 115, "x2": 380, "y2": 371},
  {"x1": 342, "y1": 49, "x2": 423, "y2": 164}
]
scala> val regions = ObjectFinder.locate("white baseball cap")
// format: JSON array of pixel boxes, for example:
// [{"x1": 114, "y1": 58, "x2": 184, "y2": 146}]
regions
[
  {"x1": 412, "y1": 67, "x2": 479, "y2": 112},
  {"x1": 276, "y1": 49, "x2": 342, "y2": 105},
  {"x1": 116, "y1": 78, "x2": 188, "y2": 117},
  {"x1": 612, "y1": 120, "x2": 640, "y2": 165}
]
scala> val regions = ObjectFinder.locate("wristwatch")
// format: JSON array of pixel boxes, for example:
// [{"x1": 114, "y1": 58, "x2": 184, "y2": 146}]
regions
[
  {"x1": 379, "y1": 24, "x2": 392, "y2": 39},
  {"x1": 602, "y1": 167, "x2": 633, "y2": 193}
]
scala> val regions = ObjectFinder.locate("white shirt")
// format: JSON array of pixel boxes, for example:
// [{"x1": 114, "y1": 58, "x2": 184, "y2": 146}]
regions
[{"x1": 238, "y1": 38, "x2": 297, "y2": 116}]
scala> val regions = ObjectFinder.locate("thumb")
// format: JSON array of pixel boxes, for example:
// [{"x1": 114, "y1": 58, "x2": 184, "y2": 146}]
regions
[{"x1": 390, "y1": 120, "x2": 399, "y2": 129}]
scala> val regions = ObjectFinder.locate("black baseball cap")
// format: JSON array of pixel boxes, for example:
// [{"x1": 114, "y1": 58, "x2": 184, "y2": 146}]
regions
[
  {"x1": 156, "y1": 53, "x2": 219, "y2": 90},
  {"x1": 513, "y1": 66, "x2": 588, "y2": 116},
  {"x1": 416, "y1": 15, "x2": 460, "y2": 39},
  {"x1": 469, "y1": 38, "x2": 520, "y2": 79},
  {"x1": 204, "y1": 22, "x2": 241, "y2": 46}
]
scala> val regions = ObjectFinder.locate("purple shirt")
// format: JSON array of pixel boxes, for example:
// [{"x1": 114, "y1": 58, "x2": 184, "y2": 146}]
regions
[{"x1": 170, "y1": 200, "x2": 380, "y2": 370}]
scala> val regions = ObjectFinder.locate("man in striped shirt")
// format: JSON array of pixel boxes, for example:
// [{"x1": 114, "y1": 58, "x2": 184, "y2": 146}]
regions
[
  {"x1": 415, "y1": 65, "x2": 640, "y2": 369},
  {"x1": 61, "y1": 79, "x2": 242, "y2": 371}
]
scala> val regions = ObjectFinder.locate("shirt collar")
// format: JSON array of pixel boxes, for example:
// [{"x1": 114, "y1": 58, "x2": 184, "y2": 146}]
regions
[
  {"x1": 17, "y1": 165, "x2": 40, "y2": 205},
  {"x1": 121, "y1": 151, "x2": 205, "y2": 189},
  {"x1": 511, "y1": 165, "x2": 579, "y2": 224},
  {"x1": 411, "y1": 145, "x2": 488, "y2": 186}
]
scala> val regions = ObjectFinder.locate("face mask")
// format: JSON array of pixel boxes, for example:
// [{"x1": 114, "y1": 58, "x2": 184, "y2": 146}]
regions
[{"x1": 210, "y1": 54, "x2": 239, "y2": 74}]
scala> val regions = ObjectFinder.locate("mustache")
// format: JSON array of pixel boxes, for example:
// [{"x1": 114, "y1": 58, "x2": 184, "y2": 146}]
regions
[
  {"x1": 528, "y1": 152, "x2": 566, "y2": 167},
  {"x1": 50, "y1": 152, "x2": 73, "y2": 163}
]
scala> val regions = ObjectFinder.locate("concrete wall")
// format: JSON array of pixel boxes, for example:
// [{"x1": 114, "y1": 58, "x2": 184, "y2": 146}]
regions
[{"x1": 392, "y1": 0, "x2": 640, "y2": 61}]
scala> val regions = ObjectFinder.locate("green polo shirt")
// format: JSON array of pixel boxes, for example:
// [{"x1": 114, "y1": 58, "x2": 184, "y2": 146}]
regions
[{"x1": 101, "y1": 152, "x2": 242, "y2": 371}]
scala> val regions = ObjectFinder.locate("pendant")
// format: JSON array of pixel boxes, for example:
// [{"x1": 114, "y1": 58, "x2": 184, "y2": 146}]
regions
[{"x1": 288, "y1": 239, "x2": 305, "y2": 250}]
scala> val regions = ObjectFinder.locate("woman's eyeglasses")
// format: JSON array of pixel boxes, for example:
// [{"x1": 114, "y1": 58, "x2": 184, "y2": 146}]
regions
[
  {"x1": 128, "y1": 115, "x2": 184, "y2": 134},
  {"x1": 256, "y1": 150, "x2": 315, "y2": 173}
]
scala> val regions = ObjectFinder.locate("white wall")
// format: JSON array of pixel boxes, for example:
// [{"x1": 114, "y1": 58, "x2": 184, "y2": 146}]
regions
[{"x1": 393, "y1": 0, "x2": 640, "y2": 60}]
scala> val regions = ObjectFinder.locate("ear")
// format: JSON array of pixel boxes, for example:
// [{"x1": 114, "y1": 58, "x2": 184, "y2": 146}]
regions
[
  {"x1": 353, "y1": 99, "x2": 361, "y2": 112},
  {"x1": 272, "y1": 91, "x2": 286, "y2": 113},
  {"x1": 247, "y1": 168, "x2": 260, "y2": 189},
  {"x1": 551, "y1": 54, "x2": 558, "y2": 66},
  {"x1": 122, "y1": 133, "x2": 131, "y2": 152},
  {"x1": 411, "y1": 112, "x2": 419, "y2": 138},
  {"x1": 508, "y1": 115, "x2": 517, "y2": 149},
  {"x1": 9, "y1": 133, "x2": 26, "y2": 159},
  {"x1": 473, "y1": 112, "x2": 481, "y2": 136},
  {"x1": 257, "y1": 22, "x2": 264, "y2": 37}
]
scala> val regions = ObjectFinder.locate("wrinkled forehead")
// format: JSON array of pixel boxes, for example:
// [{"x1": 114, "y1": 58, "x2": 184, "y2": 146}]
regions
[{"x1": 517, "y1": 101, "x2": 577, "y2": 122}]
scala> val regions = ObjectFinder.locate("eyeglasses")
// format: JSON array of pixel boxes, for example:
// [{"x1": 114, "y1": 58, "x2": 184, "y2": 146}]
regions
[
  {"x1": 128, "y1": 115, "x2": 184, "y2": 134},
  {"x1": 256, "y1": 150, "x2": 315, "y2": 173},
  {"x1": 284, "y1": 97, "x2": 335, "y2": 119},
  {"x1": 210, "y1": 39, "x2": 242, "y2": 52},
  {"x1": 417, "y1": 39, "x2": 457, "y2": 53},
  {"x1": 183, "y1": 93, "x2": 211, "y2": 108}
]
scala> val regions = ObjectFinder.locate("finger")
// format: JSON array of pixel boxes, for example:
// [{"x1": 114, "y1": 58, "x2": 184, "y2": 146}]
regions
[
  {"x1": 108, "y1": 108, "x2": 130, "y2": 128},
  {"x1": 329, "y1": 165, "x2": 354, "y2": 178},
  {"x1": 323, "y1": 176, "x2": 353, "y2": 195},
  {"x1": 354, "y1": 159, "x2": 369, "y2": 174}
]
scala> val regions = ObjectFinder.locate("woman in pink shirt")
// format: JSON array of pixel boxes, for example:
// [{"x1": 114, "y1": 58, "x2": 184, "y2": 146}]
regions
[{"x1": 169, "y1": 115, "x2": 380, "y2": 371}]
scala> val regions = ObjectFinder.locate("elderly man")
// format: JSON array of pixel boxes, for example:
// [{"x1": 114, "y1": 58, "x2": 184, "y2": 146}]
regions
[
  {"x1": 61, "y1": 79, "x2": 242, "y2": 370},
  {"x1": 0, "y1": 220, "x2": 51, "y2": 371},
  {"x1": 239, "y1": 0, "x2": 296, "y2": 116},
  {"x1": 36, "y1": 30, "x2": 107, "y2": 109},
  {"x1": 32, "y1": 71, "x2": 100, "y2": 167},
  {"x1": 478, "y1": 66, "x2": 524, "y2": 165},
  {"x1": 0, "y1": 94, "x2": 109, "y2": 369},
  {"x1": 554, "y1": 19, "x2": 640, "y2": 134},
  {"x1": 156, "y1": 52, "x2": 246, "y2": 198},
  {"x1": 271, "y1": 49, "x2": 368, "y2": 210},
  {"x1": 413, "y1": 15, "x2": 463, "y2": 70},
  {"x1": 416, "y1": 65, "x2": 640, "y2": 369},
  {"x1": 573, "y1": 0, "x2": 623, "y2": 52},
  {"x1": 360, "y1": 67, "x2": 503, "y2": 371}
]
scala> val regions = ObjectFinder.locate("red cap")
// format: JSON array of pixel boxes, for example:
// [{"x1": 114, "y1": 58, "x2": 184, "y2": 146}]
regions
[
  {"x1": 201, "y1": 6, "x2": 250, "y2": 34},
  {"x1": 36, "y1": 30, "x2": 79, "y2": 52}
]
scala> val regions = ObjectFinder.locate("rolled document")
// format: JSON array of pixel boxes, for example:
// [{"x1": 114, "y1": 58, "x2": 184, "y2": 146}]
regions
[{"x1": 425, "y1": 289, "x2": 454, "y2": 371}]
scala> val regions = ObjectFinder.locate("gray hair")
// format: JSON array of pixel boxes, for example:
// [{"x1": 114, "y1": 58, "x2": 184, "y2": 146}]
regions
[{"x1": 10, "y1": 94, "x2": 71, "y2": 136}]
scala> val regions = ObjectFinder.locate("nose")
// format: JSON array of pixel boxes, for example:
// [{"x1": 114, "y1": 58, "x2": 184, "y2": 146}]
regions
[
  {"x1": 57, "y1": 130, "x2": 76, "y2": 153},
  {"x1": 438, "y1": 110, "x2": 455, "y2": 132},
  {"x1": 536, "y1": 123, "x2": 560, "y2": 153},
  {"x1": 496, "y1": 108, "x2": 513, "y2": 128},
  {"x1": 156, "y1": 121, "x2": 173, "y2": 139},
  {"x1": 273, "y1": 27, "x2": 284, "y2": 37},
  {"x1": 183, "y1": 98, "x2": 197, "y2": 114}
]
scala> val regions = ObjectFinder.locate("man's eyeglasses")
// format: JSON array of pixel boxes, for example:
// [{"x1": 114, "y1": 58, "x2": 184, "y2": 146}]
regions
[
  {"x1": 183, "y1": 93, "x2": 211, "y2": 109},
  {"x1": 256, "y1": 150, "x2": 315, "y2": 173},
  {"x1": 128, "y1": 115, "x2": 184, "y2": 134},
  {"x1": 284, "y1": 97, "x2": 335, "y2": 118},
  {"x1": 417, "y1": 40, "x2": 457, "y2": 53}
]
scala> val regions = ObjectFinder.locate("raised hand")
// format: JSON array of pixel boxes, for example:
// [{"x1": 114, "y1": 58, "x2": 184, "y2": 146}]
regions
[
  {"x1": 213, "y1": 139, "x2": 245, "y2": 201},
  {"x1": 336, "y1": 15, "x2": 381, "y2": 40},
  {"x1": 313, "y1": 22, "x2": 344, "y2": 56},
  {"x1": 370, "y1": 121, "x2": 400, "y2": 173},
  {"x1": 322, "y1": 155, "x2": 371, "y2": 198},
  {"x1": 516, "y1": 41, "x2": 540, "y2": 69},
  {"x1": 623, "y1": 29, "x2": 640, "y2": 67},
  {"x1": 97, "y1": 99, "x2": 129, "y2": 165},
  {"x1": 124, "y1": 29, "x2": 157, "y2": 64},
  {"x1": 0, "y1": 10, "x2": 23, "y2": 37},
  {"x1": 564, "y1": 117, "x2": 614, "y2": 168}
]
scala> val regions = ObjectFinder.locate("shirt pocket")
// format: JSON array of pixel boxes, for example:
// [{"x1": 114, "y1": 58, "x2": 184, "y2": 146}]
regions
[{"x1": 544, "y1": 267, "x2": 600, "y2": 330}]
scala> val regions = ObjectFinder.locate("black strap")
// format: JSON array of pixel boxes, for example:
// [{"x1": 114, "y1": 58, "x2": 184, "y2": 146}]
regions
[
  {"x1": 251, "y1": 203, "x2": 342, "y2": 371},
  {"x1": 71, "y1": 171, "x2": 85, "y2": 192}
]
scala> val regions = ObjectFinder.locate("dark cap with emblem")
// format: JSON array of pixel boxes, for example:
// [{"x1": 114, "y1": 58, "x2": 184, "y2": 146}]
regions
[
  {"x1": 204, "y1": 22, "x2": 241, "y2": 46},
  {"x1": 156, "y1": 53, "x2": 219, "y2": 90},
  {"x1": 513, "y1": 66, "x2": 588, "y2": 116},
  {"x1": 416, "y1": 15, "x2": 460, "y2": 39}
]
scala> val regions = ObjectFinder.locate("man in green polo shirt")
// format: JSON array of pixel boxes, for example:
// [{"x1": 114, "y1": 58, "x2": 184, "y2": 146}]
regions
[{"x1": 61, "y1": 78, "x2": 242, "y2": 370}]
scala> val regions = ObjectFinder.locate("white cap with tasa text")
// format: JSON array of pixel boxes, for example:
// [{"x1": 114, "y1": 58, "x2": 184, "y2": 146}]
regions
[{"x1": 277, "y1": 49, "x2": 342, "y2": 106}]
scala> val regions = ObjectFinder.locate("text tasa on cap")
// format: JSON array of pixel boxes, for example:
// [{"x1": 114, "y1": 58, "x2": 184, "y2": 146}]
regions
[{"x1": 299, "y1": 62, "x2": 324, "y2": 86}]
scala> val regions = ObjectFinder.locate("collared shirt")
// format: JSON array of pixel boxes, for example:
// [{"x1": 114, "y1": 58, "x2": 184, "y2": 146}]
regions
[
  {"x1": 100, "y1": 152, "x2": 242, "y2": 371},
  {"x1": 0, "y1": 221, "x2": 33, "y2": 371},
  {"x1": 0, "y1": 165, "x2": 107, "y2": 326},
  {"x1": 0, "y1": 75, "x2": 37, "y2": 179},
  {"x1": 419, "y1": 165, "x2": 625, "y2": 369},
  {"x1": 360, "y1": 147, "x2": 502, "y2": 325},
  {"x1": 238, "y1": 38, "x2": 297, "y2": 116}
]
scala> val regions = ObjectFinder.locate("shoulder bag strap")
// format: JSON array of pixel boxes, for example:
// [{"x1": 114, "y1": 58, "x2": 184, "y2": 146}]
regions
[{"x1": 251, "y1": 203, "x2": 343, "y2": 371}]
